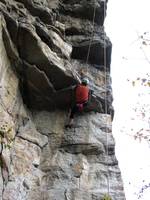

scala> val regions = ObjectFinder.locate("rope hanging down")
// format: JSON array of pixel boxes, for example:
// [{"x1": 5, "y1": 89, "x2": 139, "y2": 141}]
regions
[
  {"x1": 103, "y1": 0, "x2": 111, "y2": 199},
  {"x1": 60, "y1": 1, "x2": 111, "y2": 197},
  {"x1": 80, "y1": 1, "x2": 97, "y2": 78},
  {"x1": 84, "y1": 1, "x2": 111, "y2": 197},
  {"x1": 86, "y1": 2, "x2": 97, "y2": 65}
]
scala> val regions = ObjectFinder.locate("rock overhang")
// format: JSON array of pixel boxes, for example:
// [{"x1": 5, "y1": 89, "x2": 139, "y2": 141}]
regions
[{"x1": 0, "y1": 0, "x2": 112, "y2": 115}]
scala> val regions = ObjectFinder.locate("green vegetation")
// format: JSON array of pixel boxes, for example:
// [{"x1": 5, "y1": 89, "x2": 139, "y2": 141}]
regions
[
  {"x1": 102, "y1": 194, "x2": 112, "y2": 200},
  {"x1": 0, "y1": 122, "x2": 14, "y2": 149}
]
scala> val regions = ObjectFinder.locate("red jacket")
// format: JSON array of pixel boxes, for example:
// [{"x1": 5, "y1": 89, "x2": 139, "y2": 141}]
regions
[{"x1": 75, "y1": 84, "x2": 89, "y2": 103}]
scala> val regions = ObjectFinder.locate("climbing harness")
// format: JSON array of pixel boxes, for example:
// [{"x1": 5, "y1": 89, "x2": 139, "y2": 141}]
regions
[{"x1": 76, "y1": 103, "x2": 84, "y2": 112}]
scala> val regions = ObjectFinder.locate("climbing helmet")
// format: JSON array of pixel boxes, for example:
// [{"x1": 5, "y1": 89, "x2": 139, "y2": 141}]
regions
[{"x1": 81, "y1": 78, "x2": 89, "y2": 85}]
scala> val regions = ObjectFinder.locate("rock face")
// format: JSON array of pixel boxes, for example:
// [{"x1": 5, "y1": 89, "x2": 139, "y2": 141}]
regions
[{"x1": 0, "y1": 0, "x2": 125, "y2": 200}]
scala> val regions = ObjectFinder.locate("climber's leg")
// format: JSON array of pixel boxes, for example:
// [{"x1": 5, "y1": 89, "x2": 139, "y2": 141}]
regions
[{"x1": 65, "y1": 104, "x2": 78, "y2": 128}]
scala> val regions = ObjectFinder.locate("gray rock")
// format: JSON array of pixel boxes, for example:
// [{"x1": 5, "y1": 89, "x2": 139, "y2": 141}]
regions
[
  {"x1": 0, "y1": 0, "x2": 126, "y2": 200},
  {"x1": 59, "y1": 0, "x2": 107, "y2": 25},
  {"x1": 17, "y1": 118, "x2": 48, "y2": 148}
]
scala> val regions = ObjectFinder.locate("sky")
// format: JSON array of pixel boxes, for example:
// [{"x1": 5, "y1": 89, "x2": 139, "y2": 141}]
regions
[{"x1": 105, "y1": 0, "x2": 150, "y2": 200}]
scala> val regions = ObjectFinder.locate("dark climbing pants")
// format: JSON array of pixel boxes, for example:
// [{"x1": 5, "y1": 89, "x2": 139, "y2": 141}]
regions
[{"x1": 70, "y1": 102, "x2": 88, "y2": 119}]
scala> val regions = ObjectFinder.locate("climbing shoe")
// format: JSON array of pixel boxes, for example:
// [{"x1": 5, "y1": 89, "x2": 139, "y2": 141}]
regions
[{"x1": 65, "y1": 124, "x2": 73, "y2": 129}]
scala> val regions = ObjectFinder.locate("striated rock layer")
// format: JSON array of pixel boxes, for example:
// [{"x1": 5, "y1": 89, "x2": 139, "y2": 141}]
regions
[{"x1": 0, "y1": 0, "x2": 125, "y2": 200}]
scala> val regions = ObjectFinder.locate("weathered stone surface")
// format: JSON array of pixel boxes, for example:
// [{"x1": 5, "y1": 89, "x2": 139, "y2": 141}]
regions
[
  {"x1": 14, "y1": 0, "x2": 54, "y2": 25},
  {"x1": 0, "y1": 1, "x2": 78, "y2": 110},
  {"x1": 17, "y1": 24, "x2": 76, "y2": 89},
  {"x1": 35, "y1": 22, "x2": 72, "y2": 59},
  {"x1": 0, "y1": 0, "x2": 125, "y2": 200},
  {"x1": 3, "y1": 137, "x2": 43, "y2": 200},
  {"x1": 71, "y1": 38, "x2": 112, "y2": 67},
  {"x1": 58, "y1": 0, "x2": 112, "y2": 68},
  {"x1": 32, "y1": 110, "x2": 66, "y2": 135},
  {"x1": 59, "y1": 0, "x2": 107, "y2": 26},
  {"x1": 17, "y1": 119, "x2": 48, "y2": 148},
  {"x1": 0, "y1": 0, "x2": 112, "y2": 112},
  {"x1": 23, "y1": 111, "x2": 124, "y2": 200},
  {"x1": 0, "y1": 170, "x2": 3, "y2": 199}
]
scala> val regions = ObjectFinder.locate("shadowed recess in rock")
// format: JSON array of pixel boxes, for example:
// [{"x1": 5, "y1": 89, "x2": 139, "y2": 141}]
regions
[
  {"x1": 59, "y1": 0, "x2": 107, "y2": 26},
  {"x1": 71, "y1": 40, "x2": 112, "y2": 68},
  {"x1": 0, "y1": 0, "x2": 112, "y2": 114}
]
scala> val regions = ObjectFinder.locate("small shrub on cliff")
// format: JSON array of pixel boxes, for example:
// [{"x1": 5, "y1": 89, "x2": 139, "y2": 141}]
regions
[
  {"x1": 0, "y1": 122, "x2": 14, "y2": 149},
  {"x1": 101, "y1": 194, "x2": 112, "y2": 200}
]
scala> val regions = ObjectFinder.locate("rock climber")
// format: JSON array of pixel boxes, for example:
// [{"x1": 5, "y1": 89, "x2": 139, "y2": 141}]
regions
[{"x1": 65, "y1": 77, "x2": 90, "y2": 128}]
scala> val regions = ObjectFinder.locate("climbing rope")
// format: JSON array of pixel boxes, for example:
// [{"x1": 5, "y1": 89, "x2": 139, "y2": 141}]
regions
[
  {"x1": 86, "y1": 2, "x2": 97, "y2": 65},
  {"x1": 78, "y1": 0, "x2": 97, "y2": 79},
  {"x1": 83, "y1": 0, "x2": 111, "y2": 197},
  {"x1": 103, "y1": 0, "x2": 111, "y2": 199}
]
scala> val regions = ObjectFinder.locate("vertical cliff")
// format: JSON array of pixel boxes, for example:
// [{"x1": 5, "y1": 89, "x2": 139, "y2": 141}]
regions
[{"x1": 0, "y1": 0, "x2": 125, "y2": 199}]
